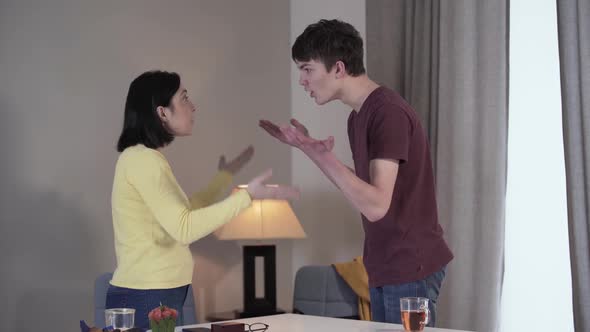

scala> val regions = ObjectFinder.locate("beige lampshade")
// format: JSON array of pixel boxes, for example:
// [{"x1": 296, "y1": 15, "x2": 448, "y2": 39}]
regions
[{"x1": 215, "y1": 185, "x2": 306, "y2": 240}]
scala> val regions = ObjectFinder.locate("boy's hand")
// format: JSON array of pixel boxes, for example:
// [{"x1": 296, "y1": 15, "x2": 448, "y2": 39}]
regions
[
  {"x1": 259, "y1": 118, "x2": 333, "y2": 154},
  {"x1": 279, "y1": 126, "x2": 334, "y2": 155},
  {"x1": 259, "y1": 118, "x2": 310, "y2": 146}
]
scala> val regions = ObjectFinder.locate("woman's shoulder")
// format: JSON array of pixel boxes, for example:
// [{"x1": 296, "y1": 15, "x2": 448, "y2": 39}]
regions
[{"x1": 118, "y1": 144, "x2": 167, "y2": 167}]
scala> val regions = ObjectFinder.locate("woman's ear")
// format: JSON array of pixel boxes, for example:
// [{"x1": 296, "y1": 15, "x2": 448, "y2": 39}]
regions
[{"x1": 156, "y1": 106, "x2": 168, "y2": 122}]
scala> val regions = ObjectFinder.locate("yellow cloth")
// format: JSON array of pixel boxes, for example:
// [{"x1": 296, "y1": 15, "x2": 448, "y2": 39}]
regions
[
  {"x1": 110, "y1": 144, "x2": 251, "y2": 289},
  {"x1": 333, "y1": 256, "x2": 371, "y2": 320}
]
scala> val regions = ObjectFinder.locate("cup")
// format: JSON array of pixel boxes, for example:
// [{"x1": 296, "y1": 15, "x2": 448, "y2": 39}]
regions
[
  {"x1": 400, "y1": 297, "x2": 429, "y2": 331},
  {"x1": 105, "y1": 308, "x2": 135, "y2": 330}
]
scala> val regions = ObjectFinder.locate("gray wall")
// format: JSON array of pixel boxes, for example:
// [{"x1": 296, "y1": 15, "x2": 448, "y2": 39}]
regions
[
  {"x1": 290, "y1": 0, "x2": 366, "y2": 273},
  {"x1": 0, "y1": 0, "x2": 291, "y2": 330}
]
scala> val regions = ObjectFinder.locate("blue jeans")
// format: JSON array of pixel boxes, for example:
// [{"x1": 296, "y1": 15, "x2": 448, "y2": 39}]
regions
[
  {"x1": 369, "y1": 267, "x2": 446, "y2": 326},
  {"x1": 105, "y1": 284, "x2": 189, "y2": 329}
]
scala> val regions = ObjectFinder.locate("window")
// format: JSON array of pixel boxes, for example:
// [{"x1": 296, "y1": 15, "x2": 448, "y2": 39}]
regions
[{"x1": 501, "y1": 0, "x2": 574, "y2": 331}]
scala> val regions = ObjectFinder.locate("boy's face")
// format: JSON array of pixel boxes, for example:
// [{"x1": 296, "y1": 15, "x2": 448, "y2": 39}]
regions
[{"x1": 295, "y1": 59, "x2": 339, "y2": 105}]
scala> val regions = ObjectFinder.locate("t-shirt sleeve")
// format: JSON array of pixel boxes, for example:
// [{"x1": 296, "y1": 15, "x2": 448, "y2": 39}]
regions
[{"x1": 368, "y1": 105, "x2": 413, "y2": 163}]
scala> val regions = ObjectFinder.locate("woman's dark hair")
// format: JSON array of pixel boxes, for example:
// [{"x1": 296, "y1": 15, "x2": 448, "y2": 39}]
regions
[
  {"x1": 292, "y1": 19, "x2": 365, "y2": 76},
  {"x1": 117, "y1": 70, "x2": 180, "y2": 152}
]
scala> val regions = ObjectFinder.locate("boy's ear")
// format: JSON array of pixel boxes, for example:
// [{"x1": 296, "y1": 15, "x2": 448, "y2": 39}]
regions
[{"x1": 334, "y1": 61, "x2": 346, "y2": 78}]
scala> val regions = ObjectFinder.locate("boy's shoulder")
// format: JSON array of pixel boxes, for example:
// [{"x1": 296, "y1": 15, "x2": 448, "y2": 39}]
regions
[{"x1": 366, "y1": 87, "x2": 415, "y2": 121}]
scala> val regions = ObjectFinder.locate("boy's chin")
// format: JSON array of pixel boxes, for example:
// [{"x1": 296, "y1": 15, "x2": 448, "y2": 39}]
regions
[{"x1": 314, "y1": 98, "x2": 331, "y2": 106}]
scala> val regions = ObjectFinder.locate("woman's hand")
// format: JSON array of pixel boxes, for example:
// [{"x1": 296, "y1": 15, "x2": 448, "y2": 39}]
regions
[
  {"x1": 218, "y1": 145, "x2": 254, "y2": 175},
  {"x1": 245, "y1": 169, "x2": 300, "y2": 200}
]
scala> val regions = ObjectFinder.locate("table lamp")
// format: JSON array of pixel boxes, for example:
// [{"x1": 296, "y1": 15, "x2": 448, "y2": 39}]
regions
[{"x1": 215, "y1": 185, "x2": 306, "y2": 318}]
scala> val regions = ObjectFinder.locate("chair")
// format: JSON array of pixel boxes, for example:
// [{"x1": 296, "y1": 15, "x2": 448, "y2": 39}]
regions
[
  {"x1": 182, "y1": 284, "x2": 197, "y2": 325},
  {"x1": 292, "y1": 265, "x2": 359, "y2": 319},
  {"x1": 94, "y1": 273, "x2": 197, "y2": 326}
]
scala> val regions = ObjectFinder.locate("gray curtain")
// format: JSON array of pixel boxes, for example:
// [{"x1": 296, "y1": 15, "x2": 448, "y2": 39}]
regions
[
  {"x1": 366, "y1": 1, "x2": 508, "y2": 332},
  {"x1": 557, "y1": 1, "x2": 590, "y2": 331}
]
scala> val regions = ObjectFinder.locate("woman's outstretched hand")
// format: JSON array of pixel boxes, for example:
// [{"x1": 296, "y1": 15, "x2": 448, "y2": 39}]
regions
[
  {"x1": 246, "y1": 169, "x2": 300, "y2": 200},
  {"x1": 218, "y1": 145, "x2": 254, "y2": 175}
]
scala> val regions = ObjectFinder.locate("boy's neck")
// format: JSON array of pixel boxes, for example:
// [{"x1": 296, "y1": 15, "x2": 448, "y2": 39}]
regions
[{"x1": 338, "y1": 75, "x2": 380, "y2": 112}]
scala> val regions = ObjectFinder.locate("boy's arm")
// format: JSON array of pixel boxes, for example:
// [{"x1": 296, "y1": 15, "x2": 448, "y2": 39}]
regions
[
  {"x1": 260, "y1": 119, "x2": 397, "y2": 221},
  {"x1": 306, "y1": 149, "x2": 398, "y2": 222}
]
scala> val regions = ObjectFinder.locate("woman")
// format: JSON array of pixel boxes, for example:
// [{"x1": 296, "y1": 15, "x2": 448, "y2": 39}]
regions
[{"x1": 106, "y1": 70, "x2": 298, "y2": 329}]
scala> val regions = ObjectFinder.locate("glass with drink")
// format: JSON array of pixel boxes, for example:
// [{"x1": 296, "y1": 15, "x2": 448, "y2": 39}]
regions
[
  {"x1": 400, "y1": 297, "x2": 429, "y2": 331},
  {"x1": 105, "y1": 308, "x2": 135, "y2": 331}
]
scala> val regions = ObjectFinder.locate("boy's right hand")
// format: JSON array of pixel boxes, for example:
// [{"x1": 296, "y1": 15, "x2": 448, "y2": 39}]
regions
[
  {"x1": 259, "y1": 118, "x2": 310, "y2": 147},
  {"x1": 259, "y1": 118, "x2": 333, "y2": 154}
]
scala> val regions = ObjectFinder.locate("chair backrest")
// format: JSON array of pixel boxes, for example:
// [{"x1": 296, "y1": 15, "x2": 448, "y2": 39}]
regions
[
  {"x1": 182, "y1": 285, "x2": 197, "y2": 325},
  {"x1": 292, "y1": 265, "x2": 358, "y2": 319},
  {"x1": 94, "y1": 273, "x2": 197, "y2": 326},
  {"x1": 94, "y1": 273, "x2": 112, "y2": 327}
]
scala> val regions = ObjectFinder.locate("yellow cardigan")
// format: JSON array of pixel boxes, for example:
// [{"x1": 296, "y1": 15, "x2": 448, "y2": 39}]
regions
[
  {"x1": 333, "y1": 256, "x2": 371, "y2": 320},
  {"x1": 110, "y1": 144, "x2": 251, "y2": 289}
]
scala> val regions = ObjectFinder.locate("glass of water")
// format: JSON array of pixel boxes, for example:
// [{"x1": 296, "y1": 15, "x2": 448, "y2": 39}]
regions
[{"x1": 105, "y1": 308, "x2": 135, "y2": 330}]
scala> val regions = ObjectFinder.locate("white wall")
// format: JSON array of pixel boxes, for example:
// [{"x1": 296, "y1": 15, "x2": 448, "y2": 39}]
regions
[
  {"x1": 0, "y1": 0, "x2": 291, "y2": 330},
  {"x1": 289, "y1": 0, "x2": 366, "y2": 275}
]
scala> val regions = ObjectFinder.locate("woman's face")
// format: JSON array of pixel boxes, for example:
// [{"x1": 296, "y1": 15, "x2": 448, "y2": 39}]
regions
[{"x1": 158, "y1": 83, "x2": 196, "y2": 136}]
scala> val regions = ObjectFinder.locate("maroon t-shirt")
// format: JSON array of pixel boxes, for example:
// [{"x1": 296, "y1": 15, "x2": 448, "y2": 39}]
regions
[{"x1": 348, "y1": 86, "x2": 453, "y2": 287}]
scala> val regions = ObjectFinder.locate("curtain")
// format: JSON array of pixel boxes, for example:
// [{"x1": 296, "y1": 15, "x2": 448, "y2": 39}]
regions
[
  {"x1": 556, "y1": 0, "x2": 590, "y2": 330},
  {"x1": 366, "y1": 1, "x2": 508, "y2": 331}
]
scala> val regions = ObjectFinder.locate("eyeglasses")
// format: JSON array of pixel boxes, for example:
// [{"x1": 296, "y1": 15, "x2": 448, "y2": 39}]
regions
[{"x1": 245, "y1": 322, "x2": 269, "y2": 332}]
